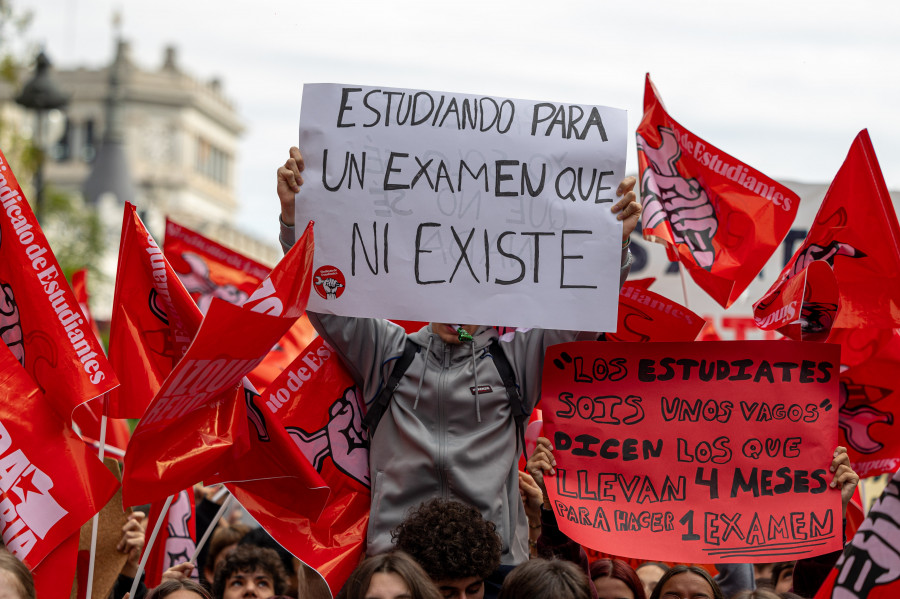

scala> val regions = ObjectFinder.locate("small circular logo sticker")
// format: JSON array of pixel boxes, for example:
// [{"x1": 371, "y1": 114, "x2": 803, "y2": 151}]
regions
[{"x1": 314, "y1": 266, "x2": 346, "y2": 300}]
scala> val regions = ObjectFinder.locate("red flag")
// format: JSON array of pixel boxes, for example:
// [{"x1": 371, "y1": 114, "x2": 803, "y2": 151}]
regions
[
  {"x1": 70, "y1": 269, "x2": 102, "y2": 347},
  {"x1": 0, "y1": 150, "x2": 118, "y2": 418},
  {"x1": 814, "y1": 469, "x2": 900, "y2": 598},
  {"x1": 163, "y1": 219, "x2": 316, "y2": 393},
  {"x1": 229, "y1": 335, "x2": 371, "y2": 596},
  {"x1": 830, "y1": 329, "x2": 900, "y2": 478},
  {"x1": 636, "y1": 74, "x2": 800, "y2": 308},
  {"x1": 31, "y1": 530, "x2": 79, "y2": 598},
  {"x1": 608, "y1": 281, "x2": 704, "y2": 342},
  {"x1": 0, "y1": 343, "x2": 119, "y2": 569},
  {"x1": 143, "y1": 489, "x2": 197, "y2": 588},
  {"x1": 754, "y1": 130, "x2": 900, "y2": 337},
  {"x1": 107, "y1": 204, "x2": 203, "y2": 419},
  {"x1": 122, "y1": 223, "x2": 318, "y2": 506}
]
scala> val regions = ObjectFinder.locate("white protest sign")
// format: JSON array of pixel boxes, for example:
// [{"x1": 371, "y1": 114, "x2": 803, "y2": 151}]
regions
[{"x1": 297, "y1": 83, "x2": 627, "y2": 331}]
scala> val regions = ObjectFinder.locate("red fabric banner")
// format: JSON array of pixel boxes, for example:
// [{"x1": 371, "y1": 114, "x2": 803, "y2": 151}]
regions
[
  {"x1": 143, "y1": 489, "x2": 197, "y2": 588},
  {"x1": 814, "y1": 469, "x2": 900, "y2": 599},
  {"x1": 229, "y1": 335, "x2": 371, "y2": 597},
  {"x1": 0, "y1": 150, "x2": 118, "y2": 419},
  {"x1": 609, "y1": 281, "x2": 704, "y2": 342},
  {"x1": 107, "y1": 204, "x2": 203, "y2": 420},
  {"x1": 122, "y1": 223, "x2": 316, "y2": 506},
  {"x1": 0, "y1": 343, "x2": 119, "y2": 569},
  {"x1": 31, "y1": 530, "x2": 79, "y2": 598},
  {"x1": 831, "y1": 329, "x2": 900, "y2": 478},
  {"x1": 163, "y1": 219, "x2": 316, "y2": 393},
  {"x1": 636, "y1": 74, "x2": 800, "y2": 308},
  {"x1": 754, "y1": 130, "x2": 900, "y2": 336},
  {"x1": 543, "y1": 340, "x2": 841, "y2": 563}
]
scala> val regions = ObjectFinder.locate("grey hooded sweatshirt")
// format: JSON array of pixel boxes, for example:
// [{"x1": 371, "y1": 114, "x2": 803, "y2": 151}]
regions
[{"x1": 283, "y1": 220, "x2": 632, "y2": 565}]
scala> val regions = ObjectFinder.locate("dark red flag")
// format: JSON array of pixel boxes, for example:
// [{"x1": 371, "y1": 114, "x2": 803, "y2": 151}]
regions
[
  {"x1": 106, "y1": 204, "x2": 203, "y2": 419},
  {"x1": 163, "y1": 219, "x2": 316, "y2": 393},
  {"x1": 0, "y1": 150, "x2": 118, "y2": 418},
  {"x1": 0, "y1": 343, "x2": 119, "y2": 569},
  {"x1": 229, "y1": 335, "x2": 371, "y2": 596},
  {"x1": 754, "y1": 130, "x2": 900, "y2": 337},
  {"x1": 637, "y1": 74, "x2": 800, "y2": 308},
  {"x1": 122, "y1": 223, "x2": 318, "y2": 506}
]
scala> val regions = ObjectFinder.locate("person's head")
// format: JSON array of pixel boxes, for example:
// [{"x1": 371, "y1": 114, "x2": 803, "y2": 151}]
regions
[
  {"x1": 238, "y1": 527, "x2": 298, "y2": 596},
  {"x1": 0, "y1": 549, "x2": 34, "y2": 599},
  {"x1": 203, "y1": 522, "x2": 251, "y2": 583},
  {"x1": 589, "y1": 559, "x2": 646, "y2": 599},
  {"x1": 770, "y1": 562, "x2": 794, "y2": 594},
  {"x1": 499, "y1": 559, "x2": 593, "y2": 599},
  {"x1": 147, "y1": 579, "x2": 213, "y2": 599},
  {"x1": 732, "y1": 590, "x2": 781, "y2": 599},
  {"x1": 212, "y1": 544, "x2": 288, "y2": 599},
  {"x1": 648, "y1": 565, "x2": 724, "y2": 599},
  {"x1": 633, "y1": 562, "x2": 668, "y2": 598},
  {"x1": 337, "y1": 551, "x2": 442, "y2": 599},
  {"x1": 392, "y1": 498, "x2": 501, "y2": 599},
  {"x1": 430, "y1": 324, "x2": 479, "y2": 345}
]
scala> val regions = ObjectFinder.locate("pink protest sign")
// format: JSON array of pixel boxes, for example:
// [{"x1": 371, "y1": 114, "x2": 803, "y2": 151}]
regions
[{"x1": 542, "y1": 340, "x2": 842, "y2": 563}]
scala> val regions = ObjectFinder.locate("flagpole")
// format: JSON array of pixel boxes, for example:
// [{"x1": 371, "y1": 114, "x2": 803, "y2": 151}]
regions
[
  {"x1": 678, "y1": 262, "x2": 690, "y2": 308},
  {"x1": 85, "y1": 394, "x2": 109, "y2": 599},
  {"x1": 130, "y1": 494, "x2": 174, "y2": 598},
  {"x1": 189, "y1": 494, "x2": 233, "y2": 565}
]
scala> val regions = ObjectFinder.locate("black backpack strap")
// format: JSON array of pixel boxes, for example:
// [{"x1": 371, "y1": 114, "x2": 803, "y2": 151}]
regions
[
  {"x1": 489, "y1": 338, "x2": 528, "y2": 458},
  {"x1": 363, "y1": 338, "x2": 419, "y2": 437}
]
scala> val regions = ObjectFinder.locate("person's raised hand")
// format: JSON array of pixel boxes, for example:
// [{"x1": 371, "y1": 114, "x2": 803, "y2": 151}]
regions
[
  {"x1": 611, "y1": 175, "x2": 641, "y2": 241},
  {"x1": 526, "y1": 437, "x2": 557, "y2": 508},
  {"x1": 117, "y1": 510, "x2": 146, "y2": 578},
  {"x1": 830, "y1": 445, "x2": 860, "y2": 518},
  {"x1": 277, "y1": 146, "x2": 305, "y2": 226}
]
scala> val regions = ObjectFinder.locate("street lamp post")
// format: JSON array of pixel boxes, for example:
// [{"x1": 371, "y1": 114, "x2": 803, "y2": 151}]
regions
[{"x1": 15, "y1": 50, "x2": 70, "y2": 222}]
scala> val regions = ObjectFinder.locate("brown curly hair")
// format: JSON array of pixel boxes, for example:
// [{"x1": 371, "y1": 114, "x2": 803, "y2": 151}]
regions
[
  {"x1": 212, "y1": 544, "x2": 288, "y2": 598},
  {"x1": 391, "y1": 498, "x2": 501, "y2": 581}
]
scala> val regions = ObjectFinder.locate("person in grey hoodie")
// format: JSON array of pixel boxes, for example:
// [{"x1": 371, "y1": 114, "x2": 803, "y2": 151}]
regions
[{"x1": 276, "y1": 147, "x2": 642, "y2": 568}]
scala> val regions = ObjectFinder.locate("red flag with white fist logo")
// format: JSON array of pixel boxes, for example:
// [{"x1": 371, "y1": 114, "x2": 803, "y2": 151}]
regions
[{"x1": 637, "y1": 74, "x2": 800, "y2": 308}]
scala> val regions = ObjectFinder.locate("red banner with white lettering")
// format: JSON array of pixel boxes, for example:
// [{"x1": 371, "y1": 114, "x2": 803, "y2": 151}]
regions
[
  {"x1": 542, "y1": 340, "x2": 841, "y2": 563},
  {"x1": 754, "y1": 130, "x2": 900, "y2": 337},
  {"x1": 814, "y1": 469, "x2": 900, "y2": 599},
  {"x1": 163, "y1": 219, "x2": 316, "y2": 393},
  {"x1": 0, "y1": 343, "x2": 119, "y2": 568},
  {"x1": 107, "y1": 204, "x2": 203, "y2": 419},
  {"x1": 229, "y1": 335, "x2": 371, "y2": 597},
  {"x1": 0, "y1": 150, "x2": 118, "y2": 419},
  {"x1": 122, "y1": 222, "x2": 317, "y2": 506},
  {"x1": 609, "y1": 281, "x2": 704, "y2": 342},
  {"x1": 636, "y1": 74, "x2": 800, "y2": 308}
]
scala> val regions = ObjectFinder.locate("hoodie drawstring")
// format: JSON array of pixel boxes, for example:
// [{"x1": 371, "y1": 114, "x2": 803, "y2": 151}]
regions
[
  {"x1": 471, "y1": 340, "x2": 481, "y2": 423},
  {"x1": 412, "y1": 335, "x2": 434, "y2": 411}
]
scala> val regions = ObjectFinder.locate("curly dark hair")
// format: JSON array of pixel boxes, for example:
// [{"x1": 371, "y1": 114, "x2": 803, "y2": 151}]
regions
[
  {"x1": 391, "y1": 498, "x2": 501, "y2": 581},
  {"x1": 212, "y1": 544, "x2": 288, "y2": 598}
]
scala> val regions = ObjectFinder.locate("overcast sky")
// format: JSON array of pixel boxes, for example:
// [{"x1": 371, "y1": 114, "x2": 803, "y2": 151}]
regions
[{"x1": 18, "y1": 0, "x2": 900, "y2": 243}]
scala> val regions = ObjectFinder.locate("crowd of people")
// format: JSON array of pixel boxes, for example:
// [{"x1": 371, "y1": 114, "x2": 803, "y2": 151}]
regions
[{"x1": 0, "y1": 141, "x2": 863, "y2": 599}]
